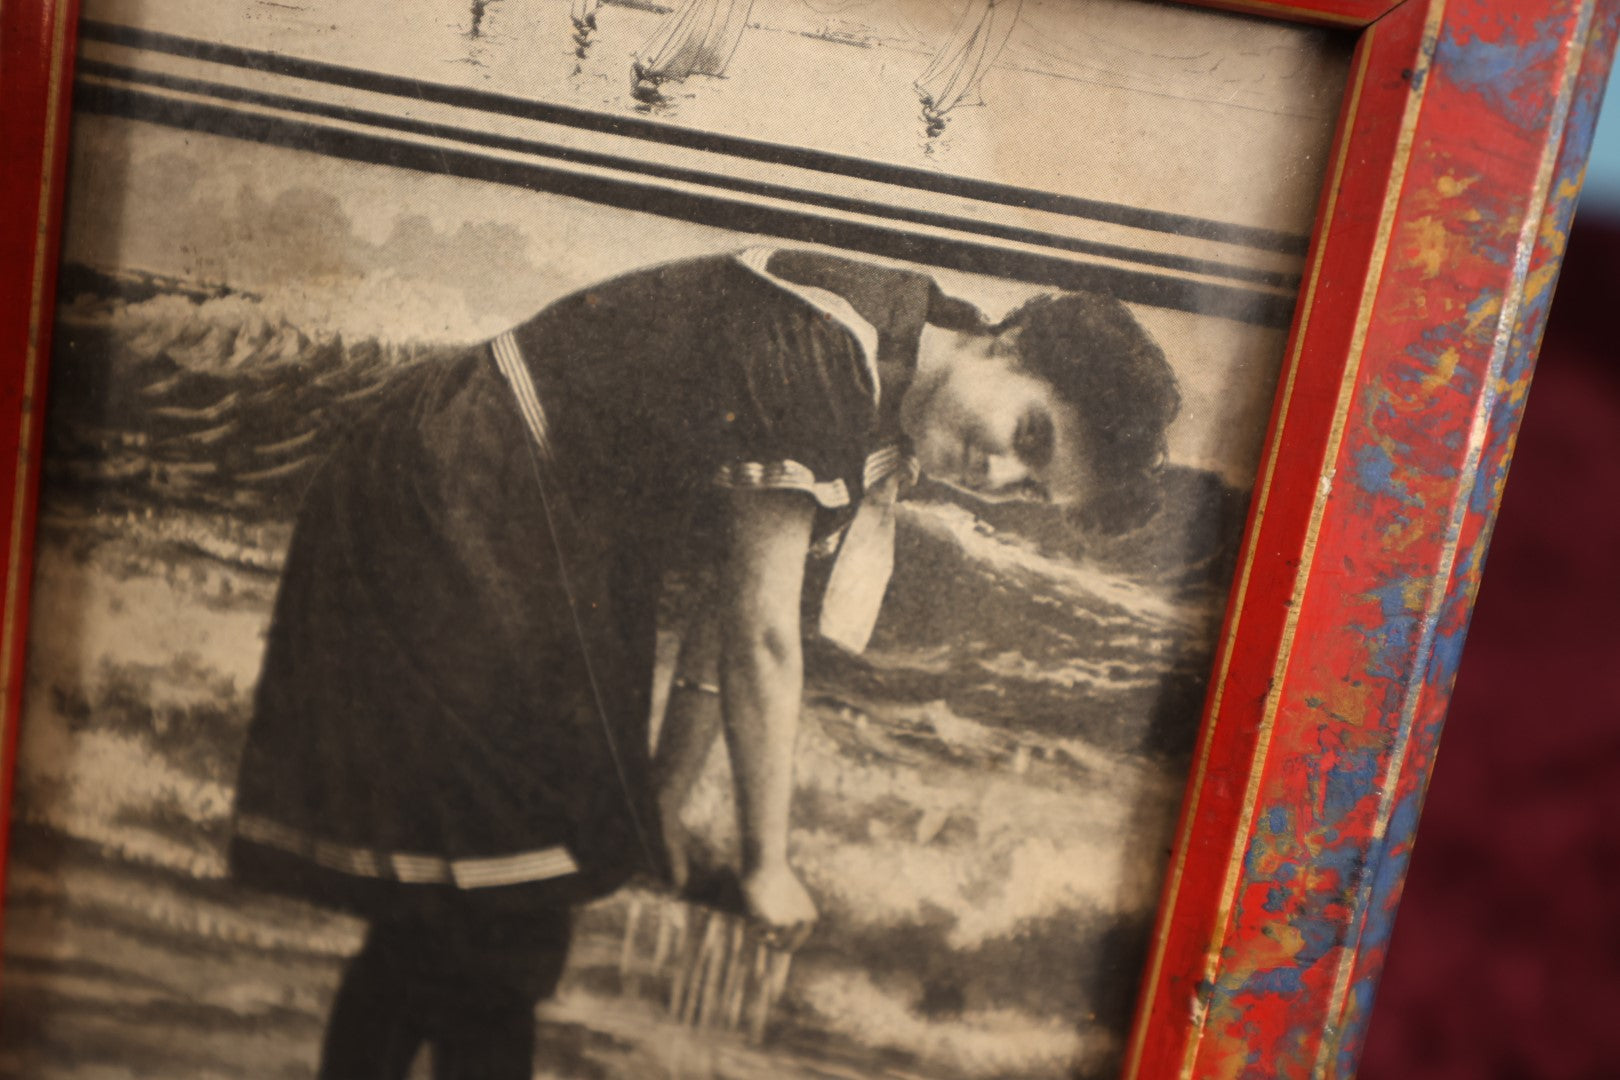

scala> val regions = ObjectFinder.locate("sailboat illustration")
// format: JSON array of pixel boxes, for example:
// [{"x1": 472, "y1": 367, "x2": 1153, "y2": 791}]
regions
[
  {"x1": 915, "y1": 0, "x2": 1023, "y2": 136},
  {"x1": 630, "y1": 0, "x2": 755, "y2": 101},
  {"x1": 567, "y1": 0, "x2": 599, "y2": 58},
  {"x1": 572, "y1": 0, "x2": 600, "y2": 58}
]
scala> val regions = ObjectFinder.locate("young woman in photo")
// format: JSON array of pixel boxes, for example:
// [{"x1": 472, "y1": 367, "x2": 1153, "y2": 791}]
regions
[{"x1": 226, "y1": 248, "x2": 1181, "y2": 1080}]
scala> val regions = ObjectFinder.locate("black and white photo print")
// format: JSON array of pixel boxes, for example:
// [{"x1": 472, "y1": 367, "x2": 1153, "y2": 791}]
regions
[{"x1": 3, "y1": 2, "x2": 1351, "y2": 1077}]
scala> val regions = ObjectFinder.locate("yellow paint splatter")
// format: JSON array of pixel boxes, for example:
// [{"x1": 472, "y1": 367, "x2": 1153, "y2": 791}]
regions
[
  {"x1": 1422, "y1": 346, "x2": 1462, "y2": 394},
  {"x1": 1436, "y1": 174, "x2": 1479, "y2": 199},
  {"x1": 1406, "y1": 215, "x2": 1451, "y2": 279}
]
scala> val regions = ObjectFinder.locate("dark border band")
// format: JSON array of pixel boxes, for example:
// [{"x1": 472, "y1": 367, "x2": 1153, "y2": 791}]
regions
[
  {"x1": 78, "y1": 18, "x2": 1312, "y2": 257},
  {"x1": 74, "y1": 77, "x2": 1301, "y2": 327}
]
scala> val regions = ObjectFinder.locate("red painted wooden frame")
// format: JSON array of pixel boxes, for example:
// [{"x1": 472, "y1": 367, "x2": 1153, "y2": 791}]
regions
[
  {"x1": 1125, "y1": 2, "x2": 1616, "y2": 1076},
  {"x1": 0, "y1": 0, "x2": 1614, "y2": 1076},
  {"x1": 0, "y1": 0, "x2": 80, "y2": 928}
]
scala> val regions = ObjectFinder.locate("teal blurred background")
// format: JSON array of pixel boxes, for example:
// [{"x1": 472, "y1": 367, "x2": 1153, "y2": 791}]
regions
[{"x1": 1584, "y1": 76, "x2": 1620, "y2": 212}]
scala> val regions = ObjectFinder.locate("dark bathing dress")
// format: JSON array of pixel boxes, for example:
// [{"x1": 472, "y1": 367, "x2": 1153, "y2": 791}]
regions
[{"x1": 228, "y1": 249, "x2": 932, "y2": 920}]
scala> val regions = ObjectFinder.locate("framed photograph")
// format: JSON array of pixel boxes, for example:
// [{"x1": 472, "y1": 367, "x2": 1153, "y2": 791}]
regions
[{"x1": 0, "y1": 0, "x2": 1611, "y2": 1077}]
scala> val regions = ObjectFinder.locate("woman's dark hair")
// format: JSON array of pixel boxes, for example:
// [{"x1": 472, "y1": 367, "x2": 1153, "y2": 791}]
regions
[{"x1": 927, "y1": 282, "x2": 1181, "y2": 535}]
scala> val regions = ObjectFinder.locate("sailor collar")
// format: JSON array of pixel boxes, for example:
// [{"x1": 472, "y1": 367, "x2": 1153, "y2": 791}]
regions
[{"x1": 735, "y1": 247, "x2": 883, "y2": 409}]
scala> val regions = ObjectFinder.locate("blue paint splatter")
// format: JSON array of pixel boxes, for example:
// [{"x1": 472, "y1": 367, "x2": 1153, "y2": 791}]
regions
[
  {"x1": 1324, "y1": 753, "x2": 1380, "y2": 823},
  {"x1": 1437, "y1": 16, "x2": 1566, "y2": 131},
  {"x1": 1242, "y1": 965, "x2": 1306, "y2": 998},
  {"x1": 1336, "y1": 979, "x2": 1383, "y2": 1077},
  {"x1": 1362, "y1": 579, "x2": 1421, "y2": 680},
  {"x1": 1353, "y1": 443, "x2": 1415, "y2": 506},
  {"x1": 1428, "y1": 624, "x2": 1470, "y2": 687}
]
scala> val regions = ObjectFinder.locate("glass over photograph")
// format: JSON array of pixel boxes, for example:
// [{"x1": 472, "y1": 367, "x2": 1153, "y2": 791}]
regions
[{"x1": 2, "y1": 1, "x2": 1351, "y2": 1077}]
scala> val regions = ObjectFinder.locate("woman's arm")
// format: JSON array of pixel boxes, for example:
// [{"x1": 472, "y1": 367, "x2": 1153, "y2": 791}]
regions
[
  {"x1": 652, "y1": 582, "x2": 722, "y2": 890},
  {"x1": 717, "y1": 488, "x2": 819, "y2": 933}
]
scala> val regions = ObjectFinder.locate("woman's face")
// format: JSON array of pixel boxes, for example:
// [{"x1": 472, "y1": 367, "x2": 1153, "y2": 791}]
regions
[{"x1": 902, "y1": 331, "x2": 1090, "y2": 505}]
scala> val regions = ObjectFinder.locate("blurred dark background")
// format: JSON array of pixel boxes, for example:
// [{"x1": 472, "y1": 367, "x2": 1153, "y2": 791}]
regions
[{"x1": 1358, "y1": 83, "x2": 1620, "y2": 1079}]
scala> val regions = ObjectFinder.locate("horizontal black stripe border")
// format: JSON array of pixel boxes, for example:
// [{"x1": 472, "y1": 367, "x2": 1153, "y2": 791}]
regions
[
  {"x1": 79, "y1": 18, "x2": 1311, "y2": 257},
  {"x1": 74, "y1": 78, "x2": 1299, "y2": 328},
  {"x1": 78, "y1": 59, "x2": 1300, "y2": 293}
]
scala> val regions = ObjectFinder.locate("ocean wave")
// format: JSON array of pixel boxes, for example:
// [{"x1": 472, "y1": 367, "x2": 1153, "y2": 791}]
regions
[
  {"x1": 15, "y1": 388, "x2": 1206, "y2": 1079},
  {"x1": 791, "y1": 801, "x2": 1173, "y2": 952},
  {"x1": 896, "y1": 502, "x2": 1209, "y2": 632},
  {"x1": 13, "y1": 706, "x2": 230, "y2": 880},
  {"x1": 26, "y1": 532, "x2": 268, "y2": 710},
  {"x1": 58, "y1": 267, "x2": 499, "y2": 366},
  {"x1": 973, "y1": 649, "x2": 1168, "y2": 693},
  {"x1": 794, "y1": 968, "x2": 1111, "y2": 1078},
  {"x1": 4, "y1": 856, "x2": 362, "y2": 962},
  {"x1": 670, "y1": 694, "x2": 1180, "y2": 951}
]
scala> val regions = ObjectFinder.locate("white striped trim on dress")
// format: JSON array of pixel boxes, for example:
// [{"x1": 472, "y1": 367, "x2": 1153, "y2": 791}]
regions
[
  {"x1": 491, "y1": 331, "x2": 554, "y2": 464},
  {"x1": 234, "y1": 813, "x2": 580, "y2": 890},
  {"x1": 713, "y1": 459, "x2": 851, "y2": 509},
  {"x1": 714, "y1": 446, "x2": 918, "y2": 510}
]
